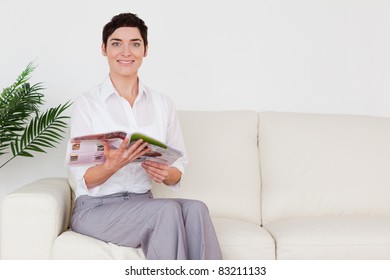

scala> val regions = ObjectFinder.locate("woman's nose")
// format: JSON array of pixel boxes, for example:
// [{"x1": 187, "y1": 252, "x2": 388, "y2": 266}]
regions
[{"x1": 122, "y1": 45, "x2": 132, "y2": 56}]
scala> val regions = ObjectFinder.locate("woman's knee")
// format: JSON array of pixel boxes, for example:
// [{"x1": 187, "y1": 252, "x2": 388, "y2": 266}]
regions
[
  {"x1": 157, "y1": 199, "x2": 182, "y2": 215},
  {"x1": 154, "y1": 199, "x2": 209, "y2": 217},
  {"x1": 180, "y1": 199, "x2": 209, "y2": 215}
]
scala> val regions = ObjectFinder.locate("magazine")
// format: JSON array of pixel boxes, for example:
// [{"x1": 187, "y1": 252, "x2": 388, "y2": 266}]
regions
[{"x1": 65, "y1": 131, "x2": 183, "y2": 166}]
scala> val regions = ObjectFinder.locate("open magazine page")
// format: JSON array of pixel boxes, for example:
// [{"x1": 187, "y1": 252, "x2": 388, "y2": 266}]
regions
[
  {"x1": 65, "y1": 131, "x2": 182, "y2": 166},
  {"x1": 129, "y1": 141, "x2": 183, "y2": 165}
]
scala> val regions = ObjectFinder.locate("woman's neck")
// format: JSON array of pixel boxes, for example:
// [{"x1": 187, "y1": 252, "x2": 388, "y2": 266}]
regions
[{"x1": 109, "y1": 73, "x2": 139, "y2": 106}]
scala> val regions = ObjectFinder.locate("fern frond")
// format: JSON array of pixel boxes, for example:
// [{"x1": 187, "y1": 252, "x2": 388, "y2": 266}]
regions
[
  {"x1": 0, "y1": 63, "x2": 45, "y2": 156},
  {"x1": 0, "y1": 62, "x2": 35, "y2": 100},
  {"x1": 0, "y1": 82, "x2": 44, "y2": 128},
  {"x1": 10, "y1": 101, "x2": 72, "y2": 159},
  {"x1": 0, "y1": 62, "x2": 72, "y2": 169}
]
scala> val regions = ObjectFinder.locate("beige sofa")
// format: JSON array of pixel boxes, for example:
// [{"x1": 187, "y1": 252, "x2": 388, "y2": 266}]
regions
[{"x1": 2, "y1": 111, "x2": 390, "y2": 259}]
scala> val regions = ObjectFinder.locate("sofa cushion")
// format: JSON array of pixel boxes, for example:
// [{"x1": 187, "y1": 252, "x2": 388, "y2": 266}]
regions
[
  {"x1": 259, "y1": 112, "x2": 390, "y2": 224},
  {"x1": 52, "y1": 217, "x2": 275, "y2": 260},
  {"x1": 264, "y1": 216, "x2": 390, "y2": 259},
  {"x1": 52, "y1": 230, "x2": 145, "y2": 260},
  {"x1": 153, "y1": 111, "x2": 262, "y2": 224},
  {"x1": 213, "y1": 218, "x2": 275, "y2": 260}
]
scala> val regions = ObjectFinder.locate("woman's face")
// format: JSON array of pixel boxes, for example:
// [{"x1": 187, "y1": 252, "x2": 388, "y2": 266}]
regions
[{"x1": 102, "y1": 27, "x2": 148, "y2": 79}]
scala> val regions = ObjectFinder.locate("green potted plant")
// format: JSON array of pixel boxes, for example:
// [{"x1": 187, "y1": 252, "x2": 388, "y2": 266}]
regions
[{"x1": 0, "y1": 62, "x2": 71, "y2": 168}]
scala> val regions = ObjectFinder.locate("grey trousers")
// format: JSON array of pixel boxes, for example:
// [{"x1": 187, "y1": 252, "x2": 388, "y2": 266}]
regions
[{"x1": 70, "y1": 191, "x2": 223, "y2": 260}]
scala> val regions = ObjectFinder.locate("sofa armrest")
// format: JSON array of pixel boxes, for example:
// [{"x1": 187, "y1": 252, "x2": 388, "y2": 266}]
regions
[{"x1": 0, "y1": 177, "x2": 71, "y2": 259}]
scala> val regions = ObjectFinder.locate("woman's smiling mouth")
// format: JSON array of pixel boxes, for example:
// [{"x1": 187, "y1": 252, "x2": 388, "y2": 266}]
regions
[
  {"x1": 118, "y1": 60, "x2": 134, "y2": 64},
  {"x1": 117, "y1": 60, "x2": 134, "y2": 65}
]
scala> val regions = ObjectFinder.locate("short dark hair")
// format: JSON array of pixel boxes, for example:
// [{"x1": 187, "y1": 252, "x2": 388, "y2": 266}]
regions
[{"x1": 102, "y1": 13, "x2": 148, "y2": 48}]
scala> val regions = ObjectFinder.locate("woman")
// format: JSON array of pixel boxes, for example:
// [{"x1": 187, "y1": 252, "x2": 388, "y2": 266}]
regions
[{"x1": 69, "y1": 12, "x2": 222, "y2": 260}]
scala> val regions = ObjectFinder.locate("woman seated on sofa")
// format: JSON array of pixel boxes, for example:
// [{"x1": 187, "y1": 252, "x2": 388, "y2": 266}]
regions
[{"x1": 68, "y1": 12, "x2": 222, "y2": 260}]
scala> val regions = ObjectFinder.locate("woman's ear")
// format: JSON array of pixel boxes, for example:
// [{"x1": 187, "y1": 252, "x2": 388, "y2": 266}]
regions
[
  {"x1": 101, "y1": 43, "x2": 107, "y2": 56},
  {"x1": 144, "y1": 45, "x2": 148, "y2": 57}
]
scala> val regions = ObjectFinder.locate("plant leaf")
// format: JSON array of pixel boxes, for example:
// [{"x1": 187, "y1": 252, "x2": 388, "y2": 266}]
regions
[
  {"x1": 0, "y1": 62, "x2": 46, "y2": 156},
  {"x1": 11, "y1": 101, "x2": 71, "y2": 158}
]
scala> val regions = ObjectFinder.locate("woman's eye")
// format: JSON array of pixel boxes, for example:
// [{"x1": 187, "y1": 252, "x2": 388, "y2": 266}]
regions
[
  {"x1": 112, "y1": 42, "x2": 120, "y2": 47},
  {"x1": 132, "y1": 43, "x2": 140, "y2": 47}
]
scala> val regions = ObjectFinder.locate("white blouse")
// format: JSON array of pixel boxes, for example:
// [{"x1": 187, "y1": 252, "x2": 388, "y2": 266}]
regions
[{"x1": 68, "y1": 76, "x2": 187, "y2": 198}]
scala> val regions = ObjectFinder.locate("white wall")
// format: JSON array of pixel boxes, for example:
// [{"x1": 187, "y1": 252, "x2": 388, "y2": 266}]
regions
[{"x1": 1, "y1": 0, "x2": 390, "y2": 199}]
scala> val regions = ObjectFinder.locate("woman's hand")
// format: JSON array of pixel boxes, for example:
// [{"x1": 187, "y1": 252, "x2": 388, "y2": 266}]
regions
[
  {"x1": 141, "y1": 161, "x2": 182, "y2": 186},
  {"x1": 103, "y1": 138, "x2": 150, "y2": 172},
  {"x1": 84, "y1": 138, "x2": 151, "y2": 188}
]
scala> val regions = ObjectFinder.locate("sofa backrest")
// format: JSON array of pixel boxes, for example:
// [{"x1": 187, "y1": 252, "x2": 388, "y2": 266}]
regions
[
  {"x1": 259, "y1": 112, "x2": 390, "y2": 225},
  {"x1": 152, "y1": 111, "x2": 262, "y2": 224}
]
